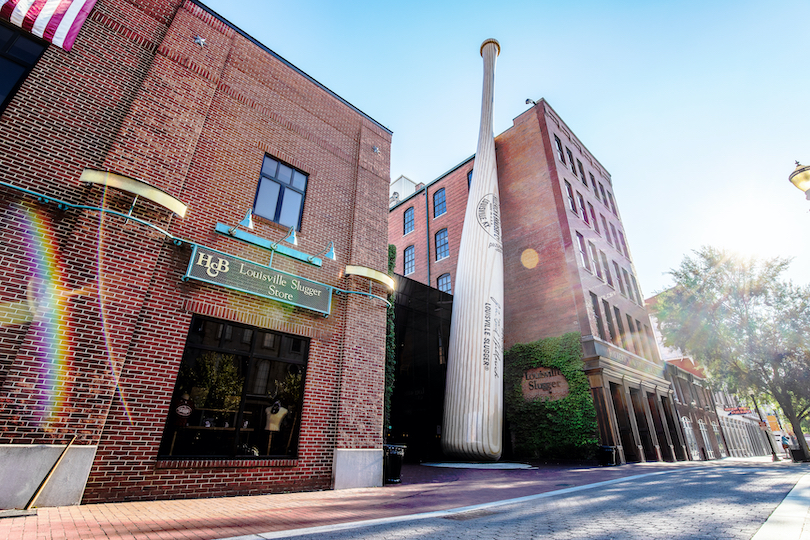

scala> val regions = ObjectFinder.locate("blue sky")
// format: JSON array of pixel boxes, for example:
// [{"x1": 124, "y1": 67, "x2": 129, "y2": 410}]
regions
[{"x1": 202, "y1": 0, "x2": 810, "y2": 296}]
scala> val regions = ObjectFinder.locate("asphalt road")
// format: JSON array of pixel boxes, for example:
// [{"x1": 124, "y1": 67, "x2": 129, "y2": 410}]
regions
[{"x1": 259, "y1": 465, "x2": 806, "y2": 540}]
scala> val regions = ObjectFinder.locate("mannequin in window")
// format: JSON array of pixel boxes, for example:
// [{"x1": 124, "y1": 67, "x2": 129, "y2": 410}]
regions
[
  {"x1": 265, "y1": 401, "x2": 288, "y2": 431},
  {"x1": 265, "y1": 401, "x2": 288, "y2": 453}
]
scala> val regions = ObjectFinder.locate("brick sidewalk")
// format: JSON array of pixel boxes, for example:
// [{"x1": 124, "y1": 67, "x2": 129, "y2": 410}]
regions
[{"x1": 0, "y1": 457, "x2": 794, "y2": 540}]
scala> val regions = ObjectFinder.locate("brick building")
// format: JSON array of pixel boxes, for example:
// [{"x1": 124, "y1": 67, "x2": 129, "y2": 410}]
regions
[
  {"x1": 0, "y1": 0, "x2": 392, "y2": 507},
  {"x1": 388, "y1": 99, "x2": 686, "y2": 464}
]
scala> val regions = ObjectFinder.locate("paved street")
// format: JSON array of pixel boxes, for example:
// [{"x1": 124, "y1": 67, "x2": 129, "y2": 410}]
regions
[
  {"x1": 2, "y1": 458, "x2": 807, "y2": 540},
  {"x1": 239, "y1": 465, "x2": 808, "y2": 540}
]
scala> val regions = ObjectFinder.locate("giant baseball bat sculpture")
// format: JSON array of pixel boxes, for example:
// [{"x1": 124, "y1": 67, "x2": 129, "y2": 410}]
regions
[{"x1": 442, "y1": 38, "x2": 503, "y2": 461}]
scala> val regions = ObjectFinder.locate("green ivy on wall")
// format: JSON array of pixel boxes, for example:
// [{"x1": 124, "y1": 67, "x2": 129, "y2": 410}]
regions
[
  {"x1": 504, "y1": 333, "x2": 598, "y2": 460},
  {"x1": 384, "y1": 244, "x2": 397, "y2": 439}
]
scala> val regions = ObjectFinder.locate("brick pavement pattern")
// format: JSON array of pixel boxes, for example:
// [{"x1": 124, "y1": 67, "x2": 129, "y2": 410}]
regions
[
  {"x1": 1, "y1": 460, "x2": 806, "y2": 540},
  {"x1": 256, "y1": 466, "x2": 806, "y2": 540}
]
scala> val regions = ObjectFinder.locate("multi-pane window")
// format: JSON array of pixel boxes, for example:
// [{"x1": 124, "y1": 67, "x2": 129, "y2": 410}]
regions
[
  {"x1": 606, "y1": 191, "x2": 617, "y2": 215},
  {"x1": 600, "y1": 252, "x2": 613, "y2": 286},
  {"x1": 433, "y1": 188, "x2": 446, "y2": 217},
  {"x1": 467, "y1": 169, "x2": 474, "y2": 188},
  {"x1": 435, "y1": 229, "x2": 449, "y2": 260},
  {"x1": 609, "y1": 223, "x2": 619, "y2": 249},
  {"x1": 617, "y1": 230, "x2": 629, "y2": 258},
  {"x1": 636, "y1": 318, "x2": 649, "y2": 358},
  {"x1": 404, "y1": 245, "x2": 415, "y2": 275},
  {"x1": 578, "y1": 160, "x2": 587, "y2": 186},
  {"x1": 626, "y1": 315, "x2": 642, "y2": 356},
  {"x1": 599, "y1": 183, "x2": 609, "y2": 207},
  {"x1": 622, "y1": 268, "x2": 634, "y2": 301},
  {"x1": 712, "y1": 421, "x2": 728, "y2": 458},
  {"x1": 565, "y1": 181, "x2": 577, "y2": 214},
  {"x1": 601, "y1": 216, "x2": 612, "y2": 245},
  {"x1": 603, "y1": 300, "x2": 617, "y2": 344},
  {"x1": 681, "y1": 416, "x2": 701, "y2": 460},
  {"x1": 614, "y1": 261, "x2": 626, "y2": 295},
  {"x1": 590, "y1": 242, "x2": 602, "y2": 279},
  {"x1": 576, "y1": 232, "x2": 591, "y2": 272},
  {"x1": 403, "y1": 207, "x2": 415, "y2": 235},
  {"x1": 577, "y1": 192, "x2": 589, "y2": 225},
  {"x1": 590, "y1": 173, "x2": 600, "y2": 202},
  {"x1": 254, "y1": 155, "x2": 308, "y2": 231},
  {"x1": 631, "y1": 275, "x2": 642, "y2": 305},
  {"x1": 614, "y1": 306, "x2": 628, "y2": 351},
  {"x1": 566, "y1": 148, "x2": 576, "y2": 175},
  {"x1": 158, "y1": 316, "x2": 308, "y2": 459},
  {"x1": 0, "y1": 21, "x2": 48, "y2": 114},
  {"x1": 590, "y1": 293, "x2": 606, "y2": 341},
  {"x1": 554, "y1": 135, "x2": 565, "y2": 163},
  {"x1": 589, "y1": 203, "x2": 599, "y2": 233},
  {"x1": 643, "y1": 325, "x2": 656, "y2": 359},
  {"x1": 437, "y1": 273, "x2": 452, "y2": 294}
]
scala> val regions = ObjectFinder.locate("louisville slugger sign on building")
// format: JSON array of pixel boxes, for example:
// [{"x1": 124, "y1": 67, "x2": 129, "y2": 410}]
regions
[{"x1": 185, "y1": 245, "x2": 333, "y2": 316}]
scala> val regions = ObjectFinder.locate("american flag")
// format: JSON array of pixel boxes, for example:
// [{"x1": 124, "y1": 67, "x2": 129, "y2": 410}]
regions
[{"x1": 0, "y1": 0, "x2": 97, "y2": 51}]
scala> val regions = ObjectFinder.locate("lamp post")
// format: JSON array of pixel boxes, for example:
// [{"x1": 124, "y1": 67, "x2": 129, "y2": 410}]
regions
[{"x1": 789, "y1": 161, "x2": 810, "y2": 199}]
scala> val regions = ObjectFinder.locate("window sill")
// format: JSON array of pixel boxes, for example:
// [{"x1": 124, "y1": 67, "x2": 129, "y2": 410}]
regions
[{"x1": 155, "y1": 457, "x2": 298, "y2": 469}]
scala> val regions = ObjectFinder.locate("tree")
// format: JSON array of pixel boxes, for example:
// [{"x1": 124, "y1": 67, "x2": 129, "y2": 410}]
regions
[{"x1": 655, "y1": 246, "x2": 810, "y2": 459}]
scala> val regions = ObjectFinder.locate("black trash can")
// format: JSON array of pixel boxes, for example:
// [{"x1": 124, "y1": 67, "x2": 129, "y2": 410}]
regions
[
  {"x1": 383, "y1": 444, "x2": 406, "y2": 484},
  {"x1": 790, "y1": 448, "x2": 807, "y2": 463},
  {"x1": 597, "y1": 445, "x2": 616, "y2": 466}
]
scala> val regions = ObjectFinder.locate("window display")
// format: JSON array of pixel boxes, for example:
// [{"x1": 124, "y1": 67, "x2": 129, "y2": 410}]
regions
[{"x1": 159, "y1": 316, "x2": 307, "y2": 459}]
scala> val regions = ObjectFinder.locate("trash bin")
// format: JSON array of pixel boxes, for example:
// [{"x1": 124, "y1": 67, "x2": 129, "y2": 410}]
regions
[
  {"x1": 790, "y1": 448, "x2": 807, "y2": 463},
  {"x1": 383, "y1": 444, "x2": 406, "y2": 484},
  {"x1": 597, "y1": 445, "x2": 616, "y2": 466}
]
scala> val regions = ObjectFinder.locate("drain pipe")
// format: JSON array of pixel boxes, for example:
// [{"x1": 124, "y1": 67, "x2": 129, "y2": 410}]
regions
[
  {"x1": 25, "y1": 435, "x2": 77, "y2": 509},
  {"x1": 423, "y1": 186, "x2": 431, "y2": 286}
]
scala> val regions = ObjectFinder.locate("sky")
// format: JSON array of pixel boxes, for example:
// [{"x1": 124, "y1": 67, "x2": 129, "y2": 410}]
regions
[{"x1": 202, "y1": 0, "x2": 810, "y2": 297}]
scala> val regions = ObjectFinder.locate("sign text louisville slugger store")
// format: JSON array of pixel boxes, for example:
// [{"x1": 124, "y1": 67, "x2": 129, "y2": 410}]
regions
[{"x1": 0, "y1": 0, "x2": 392, "y2": 507}]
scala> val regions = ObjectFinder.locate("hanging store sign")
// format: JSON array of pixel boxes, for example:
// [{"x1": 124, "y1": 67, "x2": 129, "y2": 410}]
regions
[
  {"x1": 184, "y1": 245, "x2": 332, "y2": 315},
  {"x1": 724, "y1": 407, "x2": 752, "y2": 415}
]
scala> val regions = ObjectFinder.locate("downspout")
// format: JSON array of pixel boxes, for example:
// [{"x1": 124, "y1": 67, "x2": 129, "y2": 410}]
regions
[{"x1": 424, "y1": 186, "x2": 430, "y2": 286}]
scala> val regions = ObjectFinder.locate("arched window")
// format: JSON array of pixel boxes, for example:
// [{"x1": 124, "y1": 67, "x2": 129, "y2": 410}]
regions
[
  {"x1": 435, "y1": 229, "x2": 449, "y2": 260},
  {"x1": 433, "y1": 188, "x2": 446, "y2": 217},
  {"x1": 403, "y1": 207, "x2": 414, "y2": 235},
  {"x1": 437, "y1": 274, "x2": 451, "y2": 294},
  {"x1": 712, "y1": 421, "x2": 727, "y2": 458},
  {"x1": 681, "y1": 416, "x2": 701, "y2": 460},
  {"x1": 404, "y1": 245, "x2": 415, "y2": 275},
  {"x1": 698, "y1": 419, "x2": 715, "y2": 459}
]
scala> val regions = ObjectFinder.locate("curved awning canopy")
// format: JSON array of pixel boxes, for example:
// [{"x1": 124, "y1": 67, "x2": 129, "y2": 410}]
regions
[{"x1": 80, "y1": 168, "x2": 187, "y2": 217}]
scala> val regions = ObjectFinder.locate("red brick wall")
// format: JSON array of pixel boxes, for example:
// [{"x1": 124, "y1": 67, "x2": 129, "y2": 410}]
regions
[
  {"x1": 0, "y1": 0, "x2": 390, "y2": 502},
  {"x1": 387, "y1": 101, "x2": 659, "y2": 360}
]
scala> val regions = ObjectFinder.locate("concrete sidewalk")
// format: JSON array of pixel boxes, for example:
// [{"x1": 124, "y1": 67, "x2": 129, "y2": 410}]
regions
[{"x1": 0, "y1": 456, "x2": 803, "y2": 540}]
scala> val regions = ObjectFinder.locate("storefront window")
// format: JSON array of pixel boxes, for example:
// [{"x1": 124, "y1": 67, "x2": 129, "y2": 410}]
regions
[{"x1": 159, "y1": 316, "x2": 307, "y2": 459}]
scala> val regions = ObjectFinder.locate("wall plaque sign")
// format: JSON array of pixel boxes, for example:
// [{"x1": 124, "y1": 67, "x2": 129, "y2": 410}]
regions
[
  {"x1": 521, "y1": 366, "x2": 569, "y2": 402},
  {"x1": 184, "y1": 245, "x2": 332, "y2": 315}
]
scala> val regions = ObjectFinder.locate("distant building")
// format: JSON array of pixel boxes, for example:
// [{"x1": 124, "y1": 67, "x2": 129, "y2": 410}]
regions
[
  {"x1": 389, "y1": 175, "x2": 420, "y2": 207},
  {"x1": 648, "y1": 296, "x2": 773, "y2": 460},
  {"x1": 0, "y1": 0, "x2": 391, "y2": 507},
  {"x1": 389, "y1": 99, "x2": 682, "y2": 464},
  {"x1": 664, "y1": 358, "x2": 726, "y2": 460}
]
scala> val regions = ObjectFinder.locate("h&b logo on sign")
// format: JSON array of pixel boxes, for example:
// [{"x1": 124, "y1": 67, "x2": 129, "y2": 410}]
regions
[{"x1": 197, "y1": 252, "x2": 230, "y2": 277}]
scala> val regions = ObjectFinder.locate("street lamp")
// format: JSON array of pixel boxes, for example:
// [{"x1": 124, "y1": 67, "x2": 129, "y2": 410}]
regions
[{"x1": 789, "y1": 161, "x2": 810, "y2": 199}]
